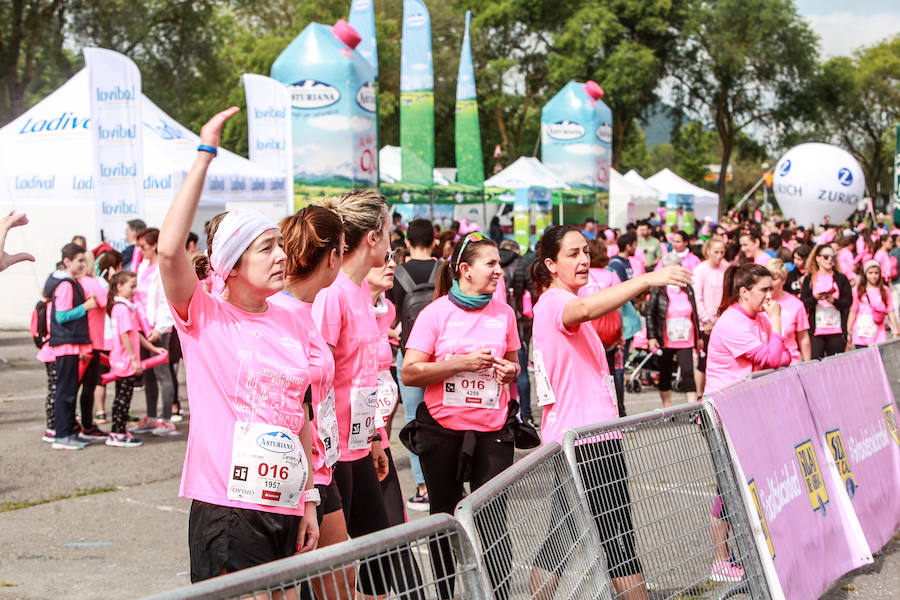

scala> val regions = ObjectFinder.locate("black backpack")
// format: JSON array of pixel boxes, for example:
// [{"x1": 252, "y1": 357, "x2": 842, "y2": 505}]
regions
[
  {"x1": 394, "y1": 260, "x2": 441, "y2": 351},
  {"x1": 30, "y1": 276, "x2": 64, "y2": 349}
]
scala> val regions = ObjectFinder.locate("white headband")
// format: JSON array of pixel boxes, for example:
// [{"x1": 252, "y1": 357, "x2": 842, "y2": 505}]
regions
[{"x1": 210, "y1": 208, "x2": 278, "y2": 281}]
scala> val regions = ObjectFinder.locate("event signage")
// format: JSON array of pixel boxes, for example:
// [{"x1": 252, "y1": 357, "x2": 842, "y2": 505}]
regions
[
  {"x1": 400, "y1": 0, "x2": 434, "y2": 187},
  {"x1": 454, "y1": 10, "x2": 484, "y2": 188},
  {"x1": 711, "y1": 368, "x2": 872, "y2": 600},
  {"x1": 243, "y1": 73, "x2": 293, "y2": 215},
  {"x1": 795, "y1": 351, "x2": 900, "y2": 554},
  {"x1": 541, "y1": 81, "x2": 612, "y2": 194},
  {"x1": 271, "y1": 21, "x2": 377, "y2": 197},
  {"x1": 84, "y1": 47, "x2": 144, "y2": 251},
  {"x1": 772, "y1": 143, "x2": 865, "y2": 226},
  {"x1": 894, "y1": 126, "x2": 900, "y2": 226},
  {"x1": 348, "y1": 0, "x2": 379, "y2": 185},
  {"x1": 665, "y1": 193, "x2": 695, "y2": 235}
]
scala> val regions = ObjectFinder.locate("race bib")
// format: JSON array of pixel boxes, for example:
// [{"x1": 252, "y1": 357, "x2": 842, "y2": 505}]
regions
[
  {"x1": 442, "y1": 355, "x2": 501, "y2": 409},
  {"x1": 604, "y1": 375, "x2": 617, "y2": 404},
  {"x1": 856, "y1": 313, "x2": 878, "y2": 340},
  {"x1": 375, "y1": 370, "x2": 399, "y2": 429},
  {"x1": 666, "y1": 317, "x2": 692, "y2": 343},
  {"x1": 816, "y1": 304, "x2": 841, "y2": 330},
  {"x1": 348, "y1": 386, "x2": 378, "y2": 450},
  {"x1": 534, "y1": 349, "x2": 557, "y2": 407},
  {"x1": 316, "y1": 387, "x2": 340, "y2": 467},
  {"x1": 228, "y1": 422, "x2": 307, "y2": 509}
]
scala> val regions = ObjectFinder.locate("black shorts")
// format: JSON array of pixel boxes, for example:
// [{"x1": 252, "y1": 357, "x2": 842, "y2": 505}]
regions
[
  {"x1": 315, "y1": 477, "x2": 343, "y2": 524},
  {"x1": 188, "y1": 500, "x2": 300, "y2": 583},
  {"x1": 697, "y1": 332, "x2": 710, "y2": 372},
  {"x1": 98, "y1": 350, "x2": 110, "y2": 381}
]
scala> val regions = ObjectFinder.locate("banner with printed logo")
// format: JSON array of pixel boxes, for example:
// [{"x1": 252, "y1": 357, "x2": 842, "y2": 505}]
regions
[
  {"x1": 400, "y1": 0, "x2": 434, "y2": 187},
  {"x1": 84, "y1": 48, "x2": 144, "y2": 251},
  {"x1": 795, "y1": 350, "x2": 900, "y2": 554},
  {"x1": 710, "y1": 368, "x2": 871, "y2": 600},
  {"x1": 243, "y1": 73, "x2": 292, "y2": 215}
]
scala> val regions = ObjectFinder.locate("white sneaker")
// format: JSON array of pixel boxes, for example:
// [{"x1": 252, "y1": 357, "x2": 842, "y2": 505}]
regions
[
  {"x1": 129, "y1": 417, "x2": 159, "y2": 434},
  {"x1": 152, "y1": 421, "x2": 180, "y2": 437},
  {"x1": 52, "y1": 435, "x2": 87, "y2": 450},
  {"x1": 106, "y1": 432, "x2": 143, "y2": 448}
]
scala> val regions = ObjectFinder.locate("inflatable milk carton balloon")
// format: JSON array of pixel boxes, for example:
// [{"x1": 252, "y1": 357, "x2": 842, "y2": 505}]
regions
[
  {"x1": 541, "y1": 80, "x2": 612, "y2": 200},
  {"x1": 271, "y1": 20, "x2": 378, "y2": 194},
  {"x1": 772, "y1": 143, "x2": 865, "y2": 226}
]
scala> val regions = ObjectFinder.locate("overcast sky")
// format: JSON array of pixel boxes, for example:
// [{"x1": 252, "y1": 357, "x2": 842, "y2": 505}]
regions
[{"x1": 796, "y1": 0, "x2": 900, "y2": 57}]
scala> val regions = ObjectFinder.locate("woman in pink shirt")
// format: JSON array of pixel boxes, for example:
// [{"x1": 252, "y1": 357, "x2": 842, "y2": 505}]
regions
[
  {"x1": 705, "y1": 263, "x2": 791, "y2": 396},
  {"x1": 646, "y1": 253, "x2": 701, "y2": 406},
  {"x1": 312, "y1": 189, "x2": 397, "y2": 597},
  {"x1": 529, "y1": 225, "x2": 691, "y2": 600},
  {"x1": 158, "y1": 107, "x2": 318, "y2": 582},
  {"x1": 847, "y1": 260, "x2": 900, "y2": 349},
  {"x1": 739, "y1": 227, "x2": 770, "y2": 266},
  {"x1": 800, "y1": 244, "x2": 853, "y2": 358},
  {"x1": 692, "y1": 238, "x2": 728, "y2": 395},
  {"x1": 653, "y1": 230, "x2": 701, "y2": 272},
  {"x1": 764, "y1": 260, "x2": 811, "y2": 363},
  {"x1": 835, "y1": 235, "x2": 857, "y2": 283}
]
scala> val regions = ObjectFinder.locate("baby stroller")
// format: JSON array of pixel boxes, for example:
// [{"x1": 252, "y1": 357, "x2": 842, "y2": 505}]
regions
[{"x1": 624, "y1": 328, "x2": 686, "y2": 393}]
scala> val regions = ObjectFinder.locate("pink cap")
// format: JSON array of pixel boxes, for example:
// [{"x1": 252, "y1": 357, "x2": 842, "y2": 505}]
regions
[
  {"x1": 584, "y1": 80, "x2": 604, "y2": 100},
  {"x1": 332, "y1": 20, "x2": 362, "y2": 49}
]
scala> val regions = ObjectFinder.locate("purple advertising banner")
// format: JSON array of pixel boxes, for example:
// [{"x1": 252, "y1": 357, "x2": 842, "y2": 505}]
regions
[
  {"x1": 711, "y1": 368, "x2": 871, "y2": 600},
  {"x1": 795, "y1": 349, "x2": 900, "y2": 553}
]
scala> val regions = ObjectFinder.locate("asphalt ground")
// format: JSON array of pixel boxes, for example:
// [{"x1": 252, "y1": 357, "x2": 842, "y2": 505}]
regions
[{"x1": 0, "y1": 331, "x2": 896, "y2": 599}]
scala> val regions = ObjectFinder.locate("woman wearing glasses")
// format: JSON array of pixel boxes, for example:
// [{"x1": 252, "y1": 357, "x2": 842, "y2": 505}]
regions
[
  {"x1": 800, "y1": 244, "x2": 852, "y2": 358},
  {"x1": 400, "y1": 232, "x2": 520, "y2": 598}
]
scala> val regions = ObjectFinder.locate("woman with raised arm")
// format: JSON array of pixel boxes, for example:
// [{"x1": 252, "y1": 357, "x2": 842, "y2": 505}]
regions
[
  {"x1": 157, "y1": 107, "x2": 318, "y2": 582},
  {"x1": 529, "y1": 225, "x2": 692, "y2": 600},
  {"x1": 800, "y1": 244, "x2": 853, "y2": 358}
]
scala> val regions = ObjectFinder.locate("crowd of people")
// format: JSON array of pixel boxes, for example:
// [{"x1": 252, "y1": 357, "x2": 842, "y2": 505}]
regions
[{"x1": 16, "y1": 106, "x2": 900, "y2": 598}]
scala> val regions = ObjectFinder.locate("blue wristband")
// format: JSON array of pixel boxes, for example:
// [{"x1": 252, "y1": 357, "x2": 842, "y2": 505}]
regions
[{"x1": 197, "y1": 144, "x2": 217, "y2": 156}]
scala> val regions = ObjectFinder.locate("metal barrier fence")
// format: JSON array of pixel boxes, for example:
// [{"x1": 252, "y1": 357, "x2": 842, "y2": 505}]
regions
[
  {"x1": 563, "y1": 403, "x2": 771, "y2": 600},
  {"x1": 454, "y1": 442, "x2": 615, "y2": 600},
  {"x1": 144, "y1": 513, "x2": 487, "y2": 600},
  {"x1": 877, "y1": 338, "x2": 900, "y2": 400}
]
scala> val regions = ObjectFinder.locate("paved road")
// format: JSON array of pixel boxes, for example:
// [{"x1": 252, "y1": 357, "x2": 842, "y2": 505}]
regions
[{"x1": 0, "y1": 331, "x2": 895, "y2": 599}]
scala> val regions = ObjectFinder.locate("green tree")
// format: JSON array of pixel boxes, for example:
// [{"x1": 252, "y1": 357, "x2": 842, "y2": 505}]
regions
[
  {"x1": 549, "y1": 0, "x2": 689, "y2": 170},
  {"x1": 0, "y1": 0, "x2": 71, "y2": 126},
  {"x1": 670, "y1": 0, "x2": 818, "y2": 206},
  {"x1": 670, "y1": 121, "x2": 716, "y2": 185},
  {"x1": 619, "y1": 121, "x2": 651, "y2": 175}
]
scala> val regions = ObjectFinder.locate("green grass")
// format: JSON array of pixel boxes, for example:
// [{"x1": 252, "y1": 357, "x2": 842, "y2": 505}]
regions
[{"x1": 0, "y1": 486, "x2": 117, "y2": 513}]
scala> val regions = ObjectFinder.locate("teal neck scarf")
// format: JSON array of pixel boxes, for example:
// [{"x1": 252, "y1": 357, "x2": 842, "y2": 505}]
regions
[{"x1": 448, "y1": 279, "x2": 492, "y2": 311}]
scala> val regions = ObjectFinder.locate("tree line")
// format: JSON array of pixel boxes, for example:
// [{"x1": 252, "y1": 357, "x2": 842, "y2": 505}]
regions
[{"x1": 2, "y1": 0, "x2": 899, "y2": 208}]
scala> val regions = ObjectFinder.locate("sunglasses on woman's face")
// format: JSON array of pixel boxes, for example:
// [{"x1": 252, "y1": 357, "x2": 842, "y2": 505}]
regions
[
  {"x1": 384, "y1": 249, "x2": 396, "y2": 263},
  {"x1": 818, "y1": 253, "x2": 835, "y2": 260}
]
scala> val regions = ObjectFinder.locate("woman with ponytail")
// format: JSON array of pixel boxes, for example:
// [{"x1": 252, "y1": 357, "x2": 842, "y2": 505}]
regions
[
  {"x1": 400, "y1": 232, "x2": 520, "y2": 598},
  {"x1": 528, "y1": 225, "x2": 691, "y2": 600},
  {"x1": 157, "y1": 107, "x2": 318, "y2": 581},
  {"x1": 705, "y1": 263, "x2": 791, "y2": 396}
]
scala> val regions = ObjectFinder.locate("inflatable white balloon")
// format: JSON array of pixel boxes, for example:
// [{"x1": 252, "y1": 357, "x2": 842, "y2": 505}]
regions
[{"x1": 772, "y1": 143, "x2": 865, "y2": 226}]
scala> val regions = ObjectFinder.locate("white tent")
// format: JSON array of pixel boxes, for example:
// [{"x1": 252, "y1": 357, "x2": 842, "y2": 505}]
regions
[
  {"x1": 484, "y1": 157, "x2": 570, "y2": 192},
  {"x1": 645, "y1": 168, "x2": 719, "y2": 221},
  {"x1": 609, "y1": 169, "x2": 660, "y2": 228},
  {"x1": 378, "y1": 145, "x2": 451, "y2": 186},
  {"x1": 0, "y1": 69, "x2": 288, "y2": 328}
]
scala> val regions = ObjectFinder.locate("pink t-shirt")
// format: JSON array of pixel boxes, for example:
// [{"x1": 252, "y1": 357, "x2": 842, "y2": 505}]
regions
[
  {"x1": 80, "y1": 276, "x2": 109, "y2": 351},
  {"x1": 405, "y1": 296, "x2": 520, "y2": 432},
  {"x1": 705, "y1": 304, "x2": 775, "y2": 395},
  {"x1": 753, "y1": 252, "x2": 770, "y2": 266},
  {"x1": 811, "y1": 273, "x2": 842, "y2": 335},
  {"x1": 173, "y1": 282, "x2": 312, "y2": 517},
  {"x1": 134, "y1": 260, "x2": 156, "y2": 312},
  {"x1": 109, "y1": 300, "x2": 141, "y2": 377},
  {"x1": 874, "y1": 250, "x2": 891, "y2": 281},
  {"x1": 313, "y1": 272, "x2": 381, "y2": 462},
  {"x1": 654, "y1": 250, "x2": 701, "y2": 272},
  {"x1": 852, "y1": 287, "x2": 894, "y2": 346},
  {"x1": 693, "y1": 261, "x2": 728, "y2": 326},
  {"x1": 375, "y1": 296, "x2": 397, "y2": 371},
  {"x1": 532, "y1": 288, "x2": 619, "y2": 445},
  {"x1": 663, "y1": 286, "x2": 695, "y2": 349},
  {"x1": 763, "y1": 293, "x2": 809, "y2": 363},
  {"x1": 838, "y1": 248, "x2": 856, "y2": 279},
  {"x1": 628, "y1": 254, "x2": 646, "y2": 277},
  {"x1": 493, "y1": 274, "x2": 508, "y2": 304},
  {"x1": 51, "y1": 279, "x2": 92, "y2": 358},
  {"x1": 268, "y1": 292, "x2": 337, "y2": 486}
]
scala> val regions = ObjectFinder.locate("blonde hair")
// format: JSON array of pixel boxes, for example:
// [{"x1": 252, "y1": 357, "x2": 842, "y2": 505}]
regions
[
  {"x1": 320, "y1": 189, "x2": 388, "y2": 252},
  {"x1": 703, "y1": 236, "x2": 726, "y2": 259},
  {"x1": 765, "y1": 258, "x2": 787, "y2": 280}
]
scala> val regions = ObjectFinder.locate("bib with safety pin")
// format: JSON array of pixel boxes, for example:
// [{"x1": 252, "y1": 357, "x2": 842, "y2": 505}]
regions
[
  {"x1": 317, "y1": 387, "x2": 340, "y2": 467},
  {"x1": 533, "y1": 349, "x2": 556, "y2": 407},
  {"x1": 228, "y1": 422, "x2": 307, "y2": 509},
  {"x1": 348, "y1": 386, "x2": 378, "y2": 450},
  {"x1": 375, "y1": 370, "x2": 399, "y2": 429},
  {"x1": 666, "y1": 317, "x2": 692, "y2": 343},
  {"x1": 816, "y1": 304, "x2": 841, "y2": 330},
  {"x1": 442, "y1": 355, "x2": 501, "y2": 409},
  {"x1": 856, "y1": 313, "x2": 878, "y2": 340}
]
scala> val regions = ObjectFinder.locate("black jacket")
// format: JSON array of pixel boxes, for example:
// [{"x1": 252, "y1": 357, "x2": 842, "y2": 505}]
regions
[
  {"x1": 48, "y1": 277, "x2": 91, "y2": 347},
  {"x1": 645, "y1": 285, "x2": 701, "y2": 351},
  {"x1": 800, "y1": 271, "x2": 852, "y2": 337}
]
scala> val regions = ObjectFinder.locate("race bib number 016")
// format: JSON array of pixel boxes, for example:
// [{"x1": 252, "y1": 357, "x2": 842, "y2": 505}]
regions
[
  {"x1": 442, "y1": 355, "x2": 501, "y2": 409},
  {"x1": 228, "y1": 422, "x2": 307, "y2": 509}
]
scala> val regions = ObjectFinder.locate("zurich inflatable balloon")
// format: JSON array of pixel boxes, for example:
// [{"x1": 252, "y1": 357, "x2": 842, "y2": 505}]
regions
[{"x1": 772, "y1": 143, "x2": 865, "y2": 226}]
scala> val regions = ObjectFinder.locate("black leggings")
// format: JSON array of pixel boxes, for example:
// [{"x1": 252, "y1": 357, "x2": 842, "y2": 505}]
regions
[
  {"x1": 78, "y1": 350, "x2": 100, "y2": 428},
  {"x1": 112, "y1": 375, "x2": 137, "y2": 434},
  {"x1": 419, "y1": 423, "x2": 515, "y2": 599},
  {"x1": 44, "y1": 362, "x2": 57, "y2": 430},
  {"x1": 810, "y1": 333, "x2": 844, "y2": 359},
  {"x1": 658, "y1": 347, "x2": 696, "y2": 393}
]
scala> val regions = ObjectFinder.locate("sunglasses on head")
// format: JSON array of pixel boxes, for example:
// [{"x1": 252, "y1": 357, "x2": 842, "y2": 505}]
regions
[{"x1": 455, "y1": 232, "x2": 485, "y2": 271}]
